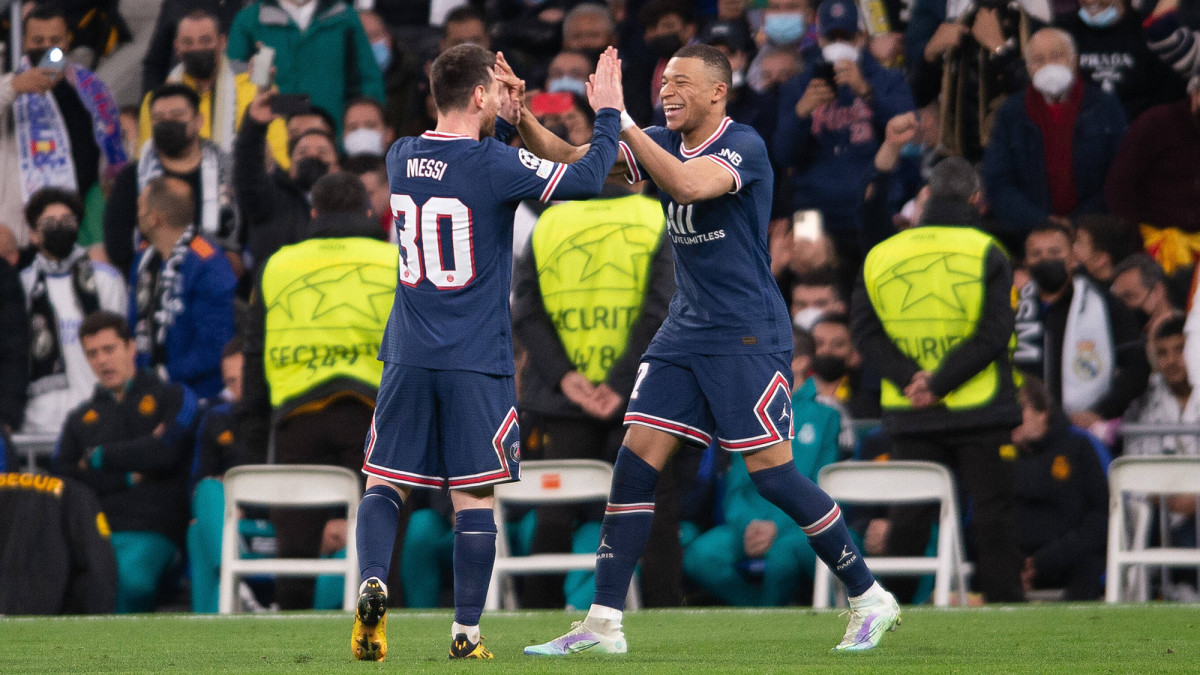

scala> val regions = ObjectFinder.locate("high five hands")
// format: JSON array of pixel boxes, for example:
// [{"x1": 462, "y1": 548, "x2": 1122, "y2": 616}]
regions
[
  {"x1": 587, "y1": 46, "x2": 625, "y2": 113},
  {"x1": 494, "y1": 52, "x2": 525, "y2": 125}
]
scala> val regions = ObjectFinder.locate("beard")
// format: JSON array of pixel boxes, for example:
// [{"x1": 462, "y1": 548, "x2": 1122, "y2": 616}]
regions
[{"x1": 479, "y1": 114, "x2": 496, "y2": 138}]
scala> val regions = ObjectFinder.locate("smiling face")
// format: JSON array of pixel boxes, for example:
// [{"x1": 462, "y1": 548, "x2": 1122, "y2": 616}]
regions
[{"x1": 659, "y1": 56, "x2": 725, "y2": 133}]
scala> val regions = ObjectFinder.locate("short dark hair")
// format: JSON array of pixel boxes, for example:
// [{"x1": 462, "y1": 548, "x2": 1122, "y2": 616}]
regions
[
  {"x1": 793, "y1": 327, "x2": 815, "y2": 360},
  {"x1": 672, "y1": 43, "x2": 732, "y2": 89},
  {"x1": 927, "y1": 156, "x2": 979, "y2": 201},
  {"x1": 288, "y1": 106, "x2": 337, "y2": 136},
  {"x1": 179, "y1": 8, "x2": 220, "y2": 33},
  {"x1": 1075, "y1": 214, "x2": 1142, "y2": 266},
  {"x1": 430, "y1": 44, "x2": 496, "y2": 114},
  {"x1": 23, "y1": 3, "x2": 66, "y2": 34},
  {"x1": 287, "y1": 129, "x2": 337, "y2": 158},
  {"x1": 342, "y1": 154, "x2": 386, "y2": 178},
  {"x1": 792, "y1": 265, "x2": 841, "y2": 290},
  {"x1": 344, "y1": 96, "x2": 386, "y2": 121},
  {"x1": 444, "y1": 5, "x2": 486, "y2": 30},
  {"x1": 1112, "y1": 252, "x2": 1166, "y2": 291},
  {"x1": 1027, "y1": 221, "x2": 1072, "y2": 243},
  {"x1": 640, "y1": 0, "x2": 695, "y2": 28},
  {"x1": 79, "y1": 310, "x2": 131, "y2": 342},
  {"x1": 149, "y1": 83, "x2": 201, "y2": 114},
  {"x1": 811, "y1": 311, "x2": 850, "y2": 332},
  {"x1": 25, "y1": 187, "x2": 84, "y2": 229},
  {"x1": 222, "y1": 336, "x2": 244, "y2": 359},
  {"x1": 1154, "y1": 315, "x2": 1187, "y2": 341},
  {"x1": 311, "y1": 173, "x2": 369, "y2": 216},
  {"x1": 143, "y1": 176, "x2": 194, "y2": 230}
]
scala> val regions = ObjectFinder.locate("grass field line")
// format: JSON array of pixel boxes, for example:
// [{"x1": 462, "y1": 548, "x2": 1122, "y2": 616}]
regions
[{"x1": 4, "y1": 601, "x2": 1196, "y2": 623}]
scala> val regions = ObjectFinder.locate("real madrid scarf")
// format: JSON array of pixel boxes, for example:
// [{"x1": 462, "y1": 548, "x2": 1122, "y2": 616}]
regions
[
  {"x1": 27, "y1": 248, "x2": 101, "y2": 396},
  {"x1": 1017, "y1": 276, "x2": 1114, "y2": 413},
  {"x1": 136, "y1": 140, "x2": 237, "y2": 248},
  {"x1": 13, "y1": 59, "x2": 127, "y2": 201},
  {"x1": 135, "y1": 228, "x2": 194, "y2": 367}
]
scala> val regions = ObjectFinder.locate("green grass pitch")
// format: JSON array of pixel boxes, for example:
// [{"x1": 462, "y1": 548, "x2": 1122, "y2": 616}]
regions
[{"x1": 2, "y1": 604, "x2": 1196, "y2": 673}]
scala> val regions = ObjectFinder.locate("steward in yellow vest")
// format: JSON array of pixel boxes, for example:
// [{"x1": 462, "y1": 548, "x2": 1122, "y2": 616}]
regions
[
  {"x1": 850, "y1": 155, "x2": 1025, "y2": 604},
  {"x1": 240, "y1": 173, "x2": 397, "y2": 455},
  {"x1": 851, "y1": 163, "x2": 1020, "y2": 435}
]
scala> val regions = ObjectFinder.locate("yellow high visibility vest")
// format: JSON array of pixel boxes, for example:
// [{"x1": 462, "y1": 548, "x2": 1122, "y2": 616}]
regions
[
  {"x1": 260, "y1": 237, "x2": 397, "y2": 408},
  {"x1": 530, "y1": 194, "x2": 665, "y2": 384},
  {"x1": 862, "y1": 226, "x2": 1000, "y2": 411}
]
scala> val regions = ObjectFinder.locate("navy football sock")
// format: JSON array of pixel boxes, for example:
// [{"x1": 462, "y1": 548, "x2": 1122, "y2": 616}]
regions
[
  {"x1": 748, "y1": 461, "x2": 874, "y2": 597},
  {"x1": 357, "y1": 485, "x2": 404, "y2": 585},
  {"x1": 592, "y1": 447, "x2": 659, "y2": 611},
  {"x1": 452, "y1": 508, "x2": 497, "y2": 626}
]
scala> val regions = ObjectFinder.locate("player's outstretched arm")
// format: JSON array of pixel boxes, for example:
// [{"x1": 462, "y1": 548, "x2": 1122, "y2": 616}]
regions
[{"x1": 620, "y1": 125, "x2": 736, "y2": 205}]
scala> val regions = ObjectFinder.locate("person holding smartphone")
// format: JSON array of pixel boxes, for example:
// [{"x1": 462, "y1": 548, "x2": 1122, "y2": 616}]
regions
[{"x1": 0, "y1": 5, "x2": 126, "y2": 251}]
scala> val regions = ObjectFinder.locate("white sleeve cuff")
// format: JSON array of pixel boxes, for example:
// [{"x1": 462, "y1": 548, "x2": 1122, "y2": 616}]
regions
[{"x1": 704, "y1": 155, "x2": 742, "y2": 193}]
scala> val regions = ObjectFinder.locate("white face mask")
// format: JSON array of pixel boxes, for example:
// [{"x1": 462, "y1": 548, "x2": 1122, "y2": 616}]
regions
[
  {"x1": 793, "y1": 306, "x2": 826, "y2": 331},
  {"x1": 731, "y1": 69, "x2": 746, "y2": 89},
  {"x1": 1032, "y1": 63, "x2": 1074, "y2": 99},
  {"x1": 343, "y1": 128, "x2": 385, "y2": 157},
  {"x1": 821, "y1": 41, "x2": 859, "y2": 65}
]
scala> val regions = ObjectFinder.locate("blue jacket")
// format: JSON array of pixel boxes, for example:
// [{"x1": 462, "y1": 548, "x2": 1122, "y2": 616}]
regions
[
  {"x1": 772, "y1": 51, "x2": 914, "y2": 229},
  {"x1": 129, "y1": 236, "x2": 236, "y2": 399},
  {"x1": 981, "y1": 84, "x2": 1126, "y2": 236}
]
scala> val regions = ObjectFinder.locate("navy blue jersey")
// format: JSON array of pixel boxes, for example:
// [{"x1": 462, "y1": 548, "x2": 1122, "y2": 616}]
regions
[
  {"x1": 620, "y1": 117, "x2": 791, "y2": 355},
  {"x1": 380, "y1": 109, "x2": 621, "y2": 375}
]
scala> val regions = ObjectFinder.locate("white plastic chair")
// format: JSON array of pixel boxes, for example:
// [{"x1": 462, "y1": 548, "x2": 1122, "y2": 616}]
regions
[
  {"x1": 485, "y1": 459, "x2": 640, "y2": 610},
  {"x1": 1105, "y1": 456, "x2": 1200, "y2": 603},
  {"x1": 813, "y1": 460, "x2": 971, "y2": 608},
  {"x1": 218, "y1": 465, "x2": 361, "y2": 613}
]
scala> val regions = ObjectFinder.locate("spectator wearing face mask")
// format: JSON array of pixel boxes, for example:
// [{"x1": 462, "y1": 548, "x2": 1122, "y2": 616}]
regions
[
  {"x1": 141, "y1": 0, "x2": 245, "y2": 94},
  {"x1": 747, "y1": 0, "x2": 819, "y2": 96},
  {"x1": 1012, "y1": 223, "x2": 1149, "y2": 433},
  {"x1": 811, "y1": 312, "x2": 880, "y2": 442},
  {"x1": 1063, "y1": 0, "x2": 1186, "y2": 122},
  {"x1": 20, "y1": 188, "x2": 127, "y2": 435},
  {"x1": 981, "y1": 29, "x2": 1126, "y2": 247},
  {"x1": 626, "y1": 0, "x2": 698, "y2": 125},
  {"x1": 773, "y1": 0, "x2": 915, "y2": 273},
  {"x1": 105, "y1": 85, "x2": 241, "y2": 279},
  {"x1": 342, "y1": 98, "x2": 396, "y2": 158},
  {"x1": 358, "y1": 10, "x2": 423, "y2": 143},
  {"x1": 1110, "y1": 253, "x2": 1178, "y2": 333},
  {"x1": 137, "y1": 10, "x2": 290, "y2": 170},
  {"x1": 543, "y1": 51, "x2": 595, "y2": 99},
  {"x1": 236, "y1": 90, "x2": 342, "y2": 271}
]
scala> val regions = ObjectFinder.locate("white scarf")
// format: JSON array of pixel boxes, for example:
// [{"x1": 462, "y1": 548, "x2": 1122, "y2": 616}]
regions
[
  {"x1": 164, "y1": 59, "x2": 239, "y2": 154},
  {"x1": 945, "y1": 0, "x2": 1051, "y2": 23},
  {"x1": 136, "y1": 140, "x2": 222, "y2": 239},
  {"x1": 1060, "y1": 276, "x2": 1115, "y2": 414}
]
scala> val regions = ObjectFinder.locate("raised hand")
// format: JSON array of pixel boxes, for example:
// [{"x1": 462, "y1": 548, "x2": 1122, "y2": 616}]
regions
[
  {"x1": 494, "y1": 51, "x2": 525, "y2": 124},
  {"x1": 586, "y1": 46, "x2": 625, "y2": 113},
  {"x1": 883, "y1": 112, "x2": 918, "y2": 148}
]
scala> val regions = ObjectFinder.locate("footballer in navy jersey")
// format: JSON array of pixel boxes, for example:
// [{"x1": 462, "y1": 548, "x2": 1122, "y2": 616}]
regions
[
  {"x1": 520, "y1": 46, "x2": 899, "y2": 657},
  {"x1": 351, "y1": 45, "x2": 626, "y2": 662}
]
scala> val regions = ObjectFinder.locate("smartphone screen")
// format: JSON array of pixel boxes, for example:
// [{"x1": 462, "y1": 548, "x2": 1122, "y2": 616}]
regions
[
  {"x1": 793, "y1": 209, "x2": 824, "y2": 242},
  {"x1": 270, "y1": 94, "x2": 311, "y2": 117},
  {"x1": 39, "y1": 47, "x2": 66, "y2": 70}
]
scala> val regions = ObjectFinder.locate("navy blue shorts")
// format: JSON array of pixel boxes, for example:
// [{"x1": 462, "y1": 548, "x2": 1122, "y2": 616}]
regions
[
  {"x1": 623, "y1": 349, "x2": 794, "y2": 452},
  {"x1": 363, "y1": 362, "x2": 520, "y2": 490}
]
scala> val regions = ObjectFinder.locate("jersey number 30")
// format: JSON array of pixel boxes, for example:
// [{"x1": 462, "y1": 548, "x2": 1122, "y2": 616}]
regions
[{"x1": 392, "y1": 194, "x2": 474, "y2": 289}]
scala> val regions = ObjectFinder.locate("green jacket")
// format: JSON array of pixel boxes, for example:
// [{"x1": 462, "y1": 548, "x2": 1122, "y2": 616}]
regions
[
  {"x1": 723, "y1": 378, "x2": 842, "y2": 536},
  {"x1": 226, "y1": 0, "x2": 384, "y2": 132}
]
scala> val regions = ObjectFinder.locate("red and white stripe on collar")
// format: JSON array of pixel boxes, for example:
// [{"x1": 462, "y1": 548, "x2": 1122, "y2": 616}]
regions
[
  {"x1": 421, "y1": 131, "x2": 474, "y2": 141},
  {"x1": 679, "y1": 117, "x2": 733, "y2": 158}
]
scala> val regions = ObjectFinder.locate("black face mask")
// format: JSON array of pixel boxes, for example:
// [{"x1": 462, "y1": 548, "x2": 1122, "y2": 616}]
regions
[
  {"x1": 1030, "y1": 259, "x2": 1070, "y2": 293},
  {"x1": 152, "y1": 120, "x2": 192, "y2": 158},
  {"x1": 41, "y1": 223, "x2": 78, "y2": 259},
  {"x1": 180, "y1": 49, "x2": 218, "y2": 79},
  {"x1": 292, "y1": 157, "x2": 330, "y2": 192},
  {"x1": 647, "y1": 33, "x2": 683, "y2": 58},
  {"x1": 26, "y1": 47, "x2": 49, "y2": 65},
  {"x1": 811, "y1": 354, "x2": 849, "y2": 382}
]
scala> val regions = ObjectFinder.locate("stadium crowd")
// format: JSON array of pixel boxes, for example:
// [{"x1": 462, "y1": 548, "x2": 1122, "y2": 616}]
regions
[{"x1": 0, "y1": 0, "x2": 1198, "y2": 614}]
